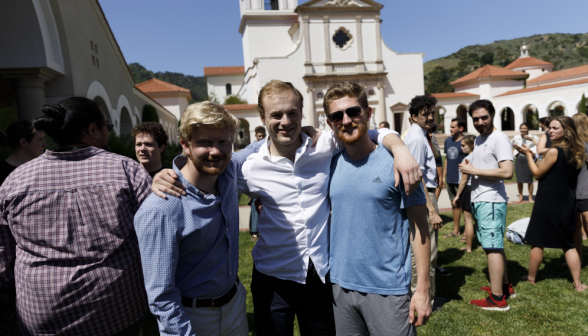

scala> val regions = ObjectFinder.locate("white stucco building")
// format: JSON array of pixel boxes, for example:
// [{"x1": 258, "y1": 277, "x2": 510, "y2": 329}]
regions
[
  {"x1": 432, "y1": 44, "x2": 588, "y2": 137},
  {"x1": 205, "y1": 0, "x2": 426, "y2": 144},
  {"x1": 0, "y1": 0, "x2": 180, "y2": 143}
]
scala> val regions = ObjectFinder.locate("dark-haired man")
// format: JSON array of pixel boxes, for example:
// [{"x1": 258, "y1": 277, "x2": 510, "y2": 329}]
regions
[
  {"x1": 404, "y1": 95, "x2": 444, "y2": 307},
  {"x1": 459, "y1": 99, "x2": 515, "y2": 311},
  {"x1": 326, "y1": 82, "x2": 431, "y2": 335},
  {"x1": 379, "y1": 121, "x2": 390, "y2": 129},
  {"x1": 443, "y1": 118, "x2": 468, "y2": 239},
  {"x1": 254, "y1": 125, "x2": 266, "y2": 141},
  {"x1": 132, "y1": 122, "x2": 168, "y2": 178}
]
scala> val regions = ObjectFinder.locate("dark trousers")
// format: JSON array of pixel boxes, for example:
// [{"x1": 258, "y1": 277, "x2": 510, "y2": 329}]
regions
[{"x1": 251, "y1": 264, "x2": 335, "y2": 336}]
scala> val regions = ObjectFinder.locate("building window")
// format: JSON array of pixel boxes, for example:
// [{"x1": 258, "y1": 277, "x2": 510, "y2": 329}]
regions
[
  {"x1": 92, "y1": 55, "x2": 95, "y2": 66},
  {"x1": 264, "y1": 0, "x2": 279, "y2": 10},
  {"x1": 226, "y1": 83, "x2": 232, "y2": 95},
  {"x1": 333, "y1": 27, "x2": 353, "y2": 50}
]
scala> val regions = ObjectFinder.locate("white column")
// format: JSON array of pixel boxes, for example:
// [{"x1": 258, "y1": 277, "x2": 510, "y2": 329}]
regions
[
  {"x1": 302, "y1": 16, "x2": 312, "y2": 74},
  {"x1": 281, "y1": 0, "x2": 288, "y2": 9},
  {"x1": 376, "y1": 82, "x2": 386, "y2": 124},
  {"x1": 306, "y1": 86, "x2": 316, "y2": 127},
  {"x1": 355, "y1": 16, "x2": 364, "y2": 72},
  {"x1": 323, "y1": 16, "x2": 332, "y2": 73},
  {"x1": 374, "y1": 15, "x2": 383, "y2": 71},
  {"x1": 245, "y1": 0, "x2": 251, "y2": 9},
  {"x1": 14, "y1": 77, "x2": 47, "y2": 121}
]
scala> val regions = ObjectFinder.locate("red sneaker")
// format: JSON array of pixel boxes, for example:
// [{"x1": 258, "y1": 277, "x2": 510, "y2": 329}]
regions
[
  {"x1": 480, "y1": 284, "x2": 517, "y2": 299},
  {"x1": 470, "y1": 295, "x2": 510, "y2": 311}
]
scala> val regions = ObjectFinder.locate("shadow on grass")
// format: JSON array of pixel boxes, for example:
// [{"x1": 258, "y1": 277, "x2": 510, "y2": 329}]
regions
[{"x1": 480, "y1": 259, "x2": 529, "y2": 287}]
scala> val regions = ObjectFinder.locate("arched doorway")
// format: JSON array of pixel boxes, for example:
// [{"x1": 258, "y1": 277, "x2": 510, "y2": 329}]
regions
[
  {"x1": 435, "y1": 106, "x2": 446, "y2": 133},
  {"x1": 94, "y1": 96, "x2": 112, "y2": 123},
  {"x1": 120, "y1": 107, "x2": 132, "y2": 135},
  {"x1": 523, "y1": 105, "x2": 539, "y2": 130},
  {"x1": 456, "y1": 105, "x2": 468, "y2": 132},
  {"x1": 549, "y1": 101, "x2": 565, "y2": 117},
  {"x1": 501, "y1": 107, "x2": 515, "y2": 131},
  {"x1": 235, "y1": 119, "x2": 250, "y2": 150}
]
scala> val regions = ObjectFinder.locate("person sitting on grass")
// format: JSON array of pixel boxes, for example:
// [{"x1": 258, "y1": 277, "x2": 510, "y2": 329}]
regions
[
  {"x1": 451, "y1": 134, "x2": 476, "y2": 252},
  {"x1": 515, "y1": 116, "x2": 587, "y2": 292}
]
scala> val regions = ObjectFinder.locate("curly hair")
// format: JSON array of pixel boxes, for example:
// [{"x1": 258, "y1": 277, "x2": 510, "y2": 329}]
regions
[
  {"x1": 550, "y1": 116, "x2": 586, "y2": 169},
  {"x1": 468, "y1": 99, "x2": 495, "y2": 117},
  {"x1": 131, "y1": 122, "x2": 169, "y2": 151},
  {"x1": 408, "y1": 95, "x2": 437, "y2": 117}
]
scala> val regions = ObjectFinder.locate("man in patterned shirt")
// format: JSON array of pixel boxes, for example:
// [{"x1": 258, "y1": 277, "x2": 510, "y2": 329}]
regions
[
  {"x1": 134, "y1": 102, "x2": 263, "y2": 335},
  {"x1": 0, "y1": 97, "x2": 151, "y2": 335}
]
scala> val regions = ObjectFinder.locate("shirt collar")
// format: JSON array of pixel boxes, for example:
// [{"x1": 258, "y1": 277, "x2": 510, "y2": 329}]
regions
[
  {"x1": 411, "y1": 123, "x2": 428, "y2": 138},
  {"x1": 42, "y1": 146, "x2": 105, "y2": 161},
  {"x1": 259, "y1": 133, "x2": 311, "y2": 161}
]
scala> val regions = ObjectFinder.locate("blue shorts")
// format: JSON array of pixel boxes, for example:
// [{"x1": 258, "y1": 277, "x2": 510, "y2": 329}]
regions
[{"x1": 472, "y1": 202, "x2": 507, "y2": 250}]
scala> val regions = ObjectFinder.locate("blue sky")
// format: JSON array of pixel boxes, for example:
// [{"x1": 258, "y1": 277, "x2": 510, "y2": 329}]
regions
[{"x1": 100, "y1": 0, "x2": 587, "y2": 77}]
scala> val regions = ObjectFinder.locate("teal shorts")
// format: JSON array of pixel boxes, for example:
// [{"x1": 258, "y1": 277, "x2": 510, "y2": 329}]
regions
[{"x1": 472, "y1": 202, "x2": 507, "y2": 250}]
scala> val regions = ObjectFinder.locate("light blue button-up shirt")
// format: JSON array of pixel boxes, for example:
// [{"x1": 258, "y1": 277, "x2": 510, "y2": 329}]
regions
[
  {"x1": 404, "y1": 123, "x2": 438, "y2": 188},
  {"x1": 134, "y1": 141, "x2": 262, "y2": 336}
]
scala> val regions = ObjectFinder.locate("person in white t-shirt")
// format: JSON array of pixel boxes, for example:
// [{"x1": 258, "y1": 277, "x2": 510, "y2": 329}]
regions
[
  {"x1": 459, "y1": 99, "x2": 515, "y2": 312},
  {"x1": 452, "y1": 134, "x2": 476, "y2": 252},
  {"x1": 149, "y1": 80, "x2": 423, "y2": 336}
]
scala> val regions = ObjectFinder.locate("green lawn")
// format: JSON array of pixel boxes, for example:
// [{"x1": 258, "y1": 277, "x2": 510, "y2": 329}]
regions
[{"x1": 143, "y1": 203, "x2": 588, "y2": 335}]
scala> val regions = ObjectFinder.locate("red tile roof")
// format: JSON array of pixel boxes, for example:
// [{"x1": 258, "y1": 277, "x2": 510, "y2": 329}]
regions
[
  {"x1": 135, "y1": 78, "x2": 191, "y2": 93},
  {"x1": 527, "y1": 64, "x2": 588, "y2": 84},
  {"x1": 451, "y1": 65, "x2": 527, "y2": 86},
  {"x1": 504, "y1": 57, "x2": 553, "y2": 69},
  {"x1": 204, "y1": 66, "x2": 245, "y2": 76},
  {"x1": 223, "y1": 104, "x2": 257, "y2": 111},
  {"x1": 495, "y1": 78, "x2": 588, "y2": 97},
  {"x1": 430, "y1": 92, "x2": 479, "y2": 99}
]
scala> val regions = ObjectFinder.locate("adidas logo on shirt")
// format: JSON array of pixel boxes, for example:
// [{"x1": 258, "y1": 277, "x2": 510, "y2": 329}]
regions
[{"x1": 372, "y1": 177, "x2": 382, "y2": 183}]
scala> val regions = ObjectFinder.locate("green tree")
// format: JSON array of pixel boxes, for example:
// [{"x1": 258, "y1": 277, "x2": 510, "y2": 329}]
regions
[
  {"x1": 425, "y1": 66, "x2": 454, "y2": 94},
  {"x1": 580, "y1": 94, "x2": 587, "y2": 114},
  {"x1": 481, "y1": 52, "x2": 494, "y2": 65},
  {"x1": 142, "y1": 104, "x2": 159, "y2": 123},
  {"x1": 224, "y1": 95, "x2": 248, "y2": 105}
]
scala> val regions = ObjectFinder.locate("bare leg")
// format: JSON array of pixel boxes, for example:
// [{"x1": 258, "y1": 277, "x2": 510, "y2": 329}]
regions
[
  {"x1": 564, "y1": 248, "x2": 587, "y2": 292},
  {"x1": 526, "y1": 246, "x2": 543, "y2": 284},
  {"x1": 452, "y1": 207, "x2": 461, "y2": 236},
  {"x1": 574, "y1": 212, "x2": 583, "y2": 264},
  {"x1": 528, "y1": 183, "x2": 534, "y2": 202},
  {"x1": 463, "y1": 210, "x2": 474, "y2": 252},
  {"x1": 487, "y1": 251, "x2": 506, "y2": 296},
  {"x1": 516, "y1": 183, "x2": 523, "y2": 203},
  {"x1": 582, "y1": 211, "x2": 588, "y2": 240}
]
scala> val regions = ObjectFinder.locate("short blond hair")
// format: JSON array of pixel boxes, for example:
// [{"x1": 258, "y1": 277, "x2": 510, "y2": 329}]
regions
[
  {"x1": 178, "y1": 101, "x2": 240, "y2": 145},
  {"x1": 257, "y1": 80, "x2": 304, "y2": 119}
]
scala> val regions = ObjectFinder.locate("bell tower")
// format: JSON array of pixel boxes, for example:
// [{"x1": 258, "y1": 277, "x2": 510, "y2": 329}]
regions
[{"x1": 238, "y1": 0, "x2": 299, "y2": 69}]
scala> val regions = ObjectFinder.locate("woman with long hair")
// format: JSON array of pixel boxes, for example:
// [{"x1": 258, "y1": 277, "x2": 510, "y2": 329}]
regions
[
  {"x1": 0, "y1": 120, "x2": 46, "y2": 185},
  {"x1": 515, "y1": 116, "x2": 587, "y2": 291},
  {"x1": 571, "y1": 113, "x2": 588, "y2": 260},
  {"x1": 511, "y1": 123, "x2": 538, "y2": 202}
]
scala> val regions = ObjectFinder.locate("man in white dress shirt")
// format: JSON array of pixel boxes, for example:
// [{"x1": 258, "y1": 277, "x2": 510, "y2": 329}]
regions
[
  {"x1": 150, "y1": 80, "x2": 423, "y2": 335},
  {"x1": 403, "y1": 95, "x2": 445, "y2": 308}
]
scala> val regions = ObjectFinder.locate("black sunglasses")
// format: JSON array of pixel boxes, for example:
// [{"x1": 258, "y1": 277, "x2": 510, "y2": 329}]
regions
[
  {"x1": 106, "y1": 123, "x2": 114, "y2": 132},
  {"x1": 328, "y1": 106, "x2": 364, "y2": 122}
]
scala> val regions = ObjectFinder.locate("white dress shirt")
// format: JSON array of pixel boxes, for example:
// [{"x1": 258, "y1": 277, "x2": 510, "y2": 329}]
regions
[
  {"x1": 241, "y1": 129, "x2": 395, "y2": 284},
  {"x1": 404, "y1": 123, "x2": 437, "y2": 188}
]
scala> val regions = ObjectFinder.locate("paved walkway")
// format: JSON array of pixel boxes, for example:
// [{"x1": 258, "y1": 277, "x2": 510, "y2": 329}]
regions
[{"x1": 238, "y1": 181, "x2": 538, "y2": 231}]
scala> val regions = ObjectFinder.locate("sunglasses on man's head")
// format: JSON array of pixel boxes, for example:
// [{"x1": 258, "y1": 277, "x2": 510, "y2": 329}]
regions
[
  {"x1": 328, "y1": 106, "x2": 364, "y2": 122},
  {"x1": 106, "y1": 123, "x2": 114, "y2": 132}
]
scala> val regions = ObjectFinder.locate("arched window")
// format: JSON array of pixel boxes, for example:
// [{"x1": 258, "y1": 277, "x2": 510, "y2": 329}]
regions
[
  {"x1": 226, "y1": 83, "x2": 232, "y2": 96},
  {"x1": 264, "y1": 0, "x2": 279, "y2": 10}
]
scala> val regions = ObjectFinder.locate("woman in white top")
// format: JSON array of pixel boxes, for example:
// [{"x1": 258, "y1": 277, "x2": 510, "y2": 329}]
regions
[{"x1": 511, "y1": 123, "x2": 538, "y2": 203}]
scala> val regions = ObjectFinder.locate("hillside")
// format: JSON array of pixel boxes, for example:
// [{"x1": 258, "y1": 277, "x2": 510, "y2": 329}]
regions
[
  {"x1": 128, "y1": 63, "x2": 207, "y2": 102},
  {"x1": 424, "y1": 33, "x2": 588, "y2": 94}
]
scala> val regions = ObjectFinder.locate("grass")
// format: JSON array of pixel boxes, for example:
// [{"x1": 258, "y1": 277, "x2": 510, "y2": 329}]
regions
[{"x1": 142, "y1": 203, "x2": 588, "y2": 335}]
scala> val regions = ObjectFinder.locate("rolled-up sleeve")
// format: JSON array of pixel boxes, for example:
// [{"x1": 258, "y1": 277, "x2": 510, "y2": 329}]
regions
[{"x1": 134, "y1": 208, "x2": 195, "y2": 336}]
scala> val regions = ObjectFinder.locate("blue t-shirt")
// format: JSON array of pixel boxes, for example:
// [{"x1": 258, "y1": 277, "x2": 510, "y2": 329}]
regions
[
  {"x1": 328, "y1": 145, "x2": 427, "y2": 296},
  {"x1": 444, "y1": 136, "x2": 467, "y2": 184}
]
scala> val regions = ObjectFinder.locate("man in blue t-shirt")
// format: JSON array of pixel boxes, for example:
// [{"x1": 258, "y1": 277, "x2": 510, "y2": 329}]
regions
[
  {"x1": 325, "y1": 82, "x2": 432, "y2": 335},
  {"x1": 443, "y1": 118, "x2": 468, "y2": 238}
]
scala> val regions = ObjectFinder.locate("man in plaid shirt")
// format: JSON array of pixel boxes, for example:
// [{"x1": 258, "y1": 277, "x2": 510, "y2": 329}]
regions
[{"x1": 0, "y1": 97, "x2": 151, "y2": 335}]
